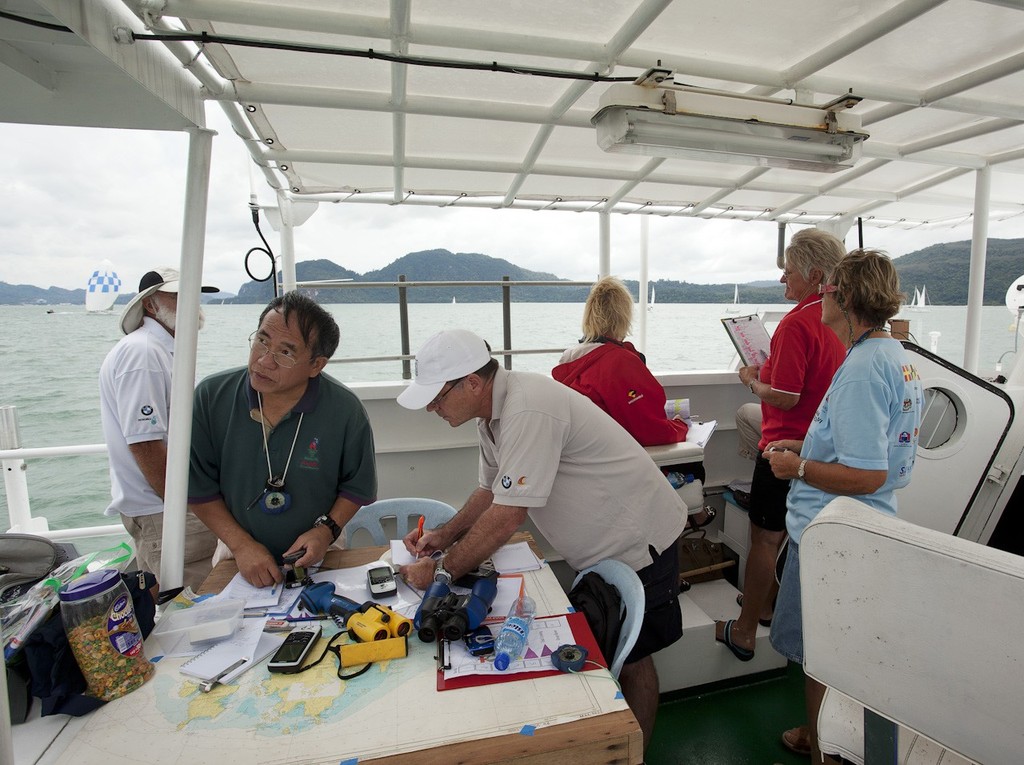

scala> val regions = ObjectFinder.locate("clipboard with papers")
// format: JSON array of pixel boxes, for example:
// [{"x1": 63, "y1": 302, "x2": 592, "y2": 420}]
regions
[{"x1": 722, "y1": 314, "x2": 771, "y2": 367}]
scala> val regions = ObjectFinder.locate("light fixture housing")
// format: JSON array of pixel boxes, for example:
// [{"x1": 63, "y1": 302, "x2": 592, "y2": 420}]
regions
[{"x1": 593, "y1": 83, "x2": 868, "y2": 173}]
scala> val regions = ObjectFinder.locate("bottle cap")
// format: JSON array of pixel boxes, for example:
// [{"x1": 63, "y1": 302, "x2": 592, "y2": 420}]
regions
[
  {"x1": 493, "y1": 651, "x2": 511, "y2": 671},
  {"x1": 58, "y1": 569, "x2": 121, "y2": 602}
]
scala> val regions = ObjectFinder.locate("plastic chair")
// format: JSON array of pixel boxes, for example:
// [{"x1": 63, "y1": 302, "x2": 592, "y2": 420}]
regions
[
  {"x1": 344, "y1": 497, "x2": 457, "y2": 548},
  {"x1": 571, "y1": 559, "x2": 644, "y2": 678}
]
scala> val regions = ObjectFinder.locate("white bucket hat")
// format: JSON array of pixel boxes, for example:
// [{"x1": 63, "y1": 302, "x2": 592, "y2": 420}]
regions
[
  {"x1": 397, "y1": 329, "x2": 492, "y2": 409},
  {"x1": 119, "y1": 267, "x2": 219, "y2": 335}
]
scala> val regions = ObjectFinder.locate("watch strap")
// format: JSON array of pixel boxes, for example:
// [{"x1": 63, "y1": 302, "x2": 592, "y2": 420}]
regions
[
  {"x1": 433, "y1": 559, "x2": 453, "y2": 585},
  {"x1": 314, "y1": 514, "x2": 342, "y2": 542}
]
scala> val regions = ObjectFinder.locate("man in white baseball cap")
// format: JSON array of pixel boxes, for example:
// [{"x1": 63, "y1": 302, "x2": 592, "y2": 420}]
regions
[
  {"x1": 396, "y1": 328, "x2": 492, "y2": 409},
  {"x1": 396, "y1": 328, "x2": 686, "y2": 754},
  {"x1": 99, "y1": 267, "x2": 219, "y2": 589}
]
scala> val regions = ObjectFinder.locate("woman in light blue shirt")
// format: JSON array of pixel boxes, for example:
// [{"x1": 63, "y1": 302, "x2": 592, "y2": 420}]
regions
[{"x1": 763, "y1": 249, "x2": 924, "y2": 761}]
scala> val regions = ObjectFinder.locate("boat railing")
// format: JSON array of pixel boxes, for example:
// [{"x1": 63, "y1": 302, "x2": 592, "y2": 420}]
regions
[
  {"x1": 0, "y1": 406, "x2": 122, "y2": 541},
  {"x1": 295, "y1": 275, "x2": 594, "y2": 378}
]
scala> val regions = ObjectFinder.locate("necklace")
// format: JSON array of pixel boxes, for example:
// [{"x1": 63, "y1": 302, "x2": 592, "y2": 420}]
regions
[
  {"x1": 250, "y1": 392, "x2": 304, "y2": 514},
  {"x1": 846, "y1": 326, "x2": 888, "y2": 357}
]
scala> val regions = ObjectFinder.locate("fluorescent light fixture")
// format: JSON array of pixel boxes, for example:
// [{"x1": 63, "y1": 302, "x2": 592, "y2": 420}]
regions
[{"x1": 593, "y1": 83, "x2": 868, "y2": 173}]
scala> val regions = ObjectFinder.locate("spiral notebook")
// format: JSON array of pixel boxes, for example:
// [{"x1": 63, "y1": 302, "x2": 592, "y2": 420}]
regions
[{"x1": 180, "y1": 621, "x2": 285, "y2": 684}]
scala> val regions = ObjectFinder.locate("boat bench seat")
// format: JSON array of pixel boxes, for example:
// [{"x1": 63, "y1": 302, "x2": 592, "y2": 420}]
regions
[
  {"x1": 643, "y1": 441, "x2": 704, "y2": 468},
  {"x1": 644, "y1": 442, "x2": 705, "y2": 513},
  {"x1": 802, "y1": 498, "x2": 1024, "y2": 765}
]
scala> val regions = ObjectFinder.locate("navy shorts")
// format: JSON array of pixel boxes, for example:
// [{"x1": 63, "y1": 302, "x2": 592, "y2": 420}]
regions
[
  {"x1": 748, "y1": 453, "x2": 791, "y2": 532},
  {"x1": 624, "y1": 543, "x2": 683, "y2": 664}
]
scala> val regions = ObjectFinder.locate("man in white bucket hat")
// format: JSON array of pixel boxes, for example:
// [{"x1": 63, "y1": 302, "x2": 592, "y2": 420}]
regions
[
  {"x1": 397, "y1": 328, "x2": 685, "y2": 754},
  {"x1": 99, "y1": 267, "x2": 219, "y2": 589}
]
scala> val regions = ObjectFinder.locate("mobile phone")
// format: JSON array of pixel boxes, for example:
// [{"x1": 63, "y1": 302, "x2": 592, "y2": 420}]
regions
[
  {"x1": 267, "y1": 624, "x2": 321, "y2": 673},
  {"x1": 464, "y1": 625, "x2": 495, "y2": 656},
  {"x1": 281, "y1": 548, "x2": 305, "y2": 565},
  {"x1": 366, "y1": 563, "x2": 398, "y2": 598}
]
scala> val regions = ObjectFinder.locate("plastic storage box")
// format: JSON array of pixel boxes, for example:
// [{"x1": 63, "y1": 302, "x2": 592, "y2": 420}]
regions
[{"x1": 148, "y1": 598, "x2": 245, "y2": 654}]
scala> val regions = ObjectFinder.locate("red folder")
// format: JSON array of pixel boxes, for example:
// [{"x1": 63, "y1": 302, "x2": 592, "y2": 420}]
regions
[{"x1": 437, "y1": 611, "x2": 607, "y2": 691}]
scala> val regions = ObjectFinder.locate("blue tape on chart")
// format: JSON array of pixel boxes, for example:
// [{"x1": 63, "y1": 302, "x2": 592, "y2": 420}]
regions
[
  {"x1": 615, "y1": 691, "x2": 624, "y2": 699},
  {"x1": 519, "y1": 725, "x2": 536, "y2": 736},
  {"x1": 566, "y1": 605, "x2": 576, "y2": 612},
  {"x1": 151, "y1": 655, "x2": 164, "y2": 663},
  {"x1": 339, "y1": 758, "x2": 359, "y2": 765}
]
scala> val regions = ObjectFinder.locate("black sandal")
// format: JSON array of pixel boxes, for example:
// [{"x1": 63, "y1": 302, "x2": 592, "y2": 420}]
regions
[{"x1": 686, "y1": 506, "x2": 717, "y2": 530}]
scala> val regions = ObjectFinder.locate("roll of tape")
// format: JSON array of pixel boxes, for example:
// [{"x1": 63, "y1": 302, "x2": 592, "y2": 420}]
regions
[{"x1": 551, "y1": 644, "x2": 588, "y2": 673}]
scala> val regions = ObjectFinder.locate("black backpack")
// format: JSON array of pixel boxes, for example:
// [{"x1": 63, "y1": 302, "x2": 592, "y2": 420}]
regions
[
  {"x1": 568, "y1": 572, "x2": 624, "y2": 667},
  {"x1": 0, "y1": 533, "x2": 72, "y2": 605}
]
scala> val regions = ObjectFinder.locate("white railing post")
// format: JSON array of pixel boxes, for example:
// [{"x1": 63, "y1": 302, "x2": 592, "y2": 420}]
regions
[{"x1": 0, "y1": 406, "x2": 47, "y2": 533}]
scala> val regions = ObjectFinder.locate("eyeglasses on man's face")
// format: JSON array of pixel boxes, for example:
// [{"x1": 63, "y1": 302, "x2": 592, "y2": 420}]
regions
[
  {"x1": 818, "y1": 283, "x2": 839, "y2": 295},
  {"x1": 428, "y1": 377, "x2": 466, "y2": 409},
  {"x1": 249, "y1": 332, "x2": 301, "y2": 368}
]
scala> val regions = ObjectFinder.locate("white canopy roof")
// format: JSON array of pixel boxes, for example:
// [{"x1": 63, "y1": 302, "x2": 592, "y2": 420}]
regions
[{"x1": 3, "y1": 0, "x2": 1023, "y2": 231}]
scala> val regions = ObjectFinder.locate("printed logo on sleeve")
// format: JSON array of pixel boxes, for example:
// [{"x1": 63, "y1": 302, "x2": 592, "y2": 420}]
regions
[
  {"x1": 626, "y1": 389, "x2": 644, "y2": 404},
  {"x1": 897, "y1": 431, "x2": 912, "y2": 445},
  {"x1": 501, "y1": 475, "x2": 512, "y2": 489},
  {"x1": 137, "y1": 404, "x2": 157, "y2": 425},
  {"x1": 902, "y1": 398, "x2": 913, "y2": 412},
  {"x1": 902, "y1": 364, "x2": 920, "y2": 381}
]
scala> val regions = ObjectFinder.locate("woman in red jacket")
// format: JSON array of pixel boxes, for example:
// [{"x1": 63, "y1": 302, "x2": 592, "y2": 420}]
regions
[{"x1": 553, "y1": 277, "x2": 710, "y2": 526}]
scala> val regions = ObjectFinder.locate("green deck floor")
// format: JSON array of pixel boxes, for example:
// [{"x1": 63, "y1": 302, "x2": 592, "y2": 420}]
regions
[{"x1": 647, "y1": 662, "x2": 810, "y2": 765}]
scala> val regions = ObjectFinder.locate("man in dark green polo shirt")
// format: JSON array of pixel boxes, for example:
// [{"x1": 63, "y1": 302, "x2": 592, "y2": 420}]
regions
[{"x1": 189, "y1": 292, "x2": 377, "y2": 587}]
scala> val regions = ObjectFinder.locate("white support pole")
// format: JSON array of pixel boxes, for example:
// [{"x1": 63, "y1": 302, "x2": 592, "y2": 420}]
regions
[
  {"x1": 964, "y1": 166, "x2": 991, "y2": 375},
  {"x1": 161, "y1": 126, "x2": 215, "y2": 592},
  {"x1": 278, "y1": 190, "x2": 297, "y2": 293},
  {"x1": 637, "y1": 216, "x2": 650, "y2": 354},
  {"x1": 599, "y1": 211, "x2": 611, "y2": 277}
]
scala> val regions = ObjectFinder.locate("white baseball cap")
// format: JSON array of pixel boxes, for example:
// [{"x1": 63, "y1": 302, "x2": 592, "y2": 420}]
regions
[
  {"x1": 119, "y1": 267, "x2": 219, "y2": 335},
  {"x1": 397, "y1": 329, "x2": 492, "y2": 410}
]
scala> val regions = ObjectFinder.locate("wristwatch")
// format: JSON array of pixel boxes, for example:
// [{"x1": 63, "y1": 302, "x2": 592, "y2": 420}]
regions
[
  {"x1": 748, "y1": 380, "x2": 757, "y2": 395},
  {"x1": 798, "y1": 459, "x2": 808, "y2": 479},
  {"x1": 433, "y1": 558, "x2": 454, "y2": 586},
  {"x1": 313, "y1": 514, "x2": 342, "y2": 543}
]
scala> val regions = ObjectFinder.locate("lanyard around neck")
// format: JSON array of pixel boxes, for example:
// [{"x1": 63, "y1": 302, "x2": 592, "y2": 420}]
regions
[{"x1": 257, "y1": 392, "x2": 304, "y2": 488}]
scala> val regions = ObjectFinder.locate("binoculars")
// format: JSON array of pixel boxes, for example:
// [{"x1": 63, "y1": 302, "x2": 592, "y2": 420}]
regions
[
  {"x1": 299, "y1": 581, "x2": 413, "y2": 642},
  {"x1": 414, "y1": 569, "x2": 498, "y2": 643}
]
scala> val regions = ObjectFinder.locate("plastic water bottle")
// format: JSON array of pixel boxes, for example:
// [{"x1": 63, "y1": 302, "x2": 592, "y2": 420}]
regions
[
  {"x1": 493, "y1": 595, "x2": 536, "y2": 671},
  {"x1": 666, "y1": 471, "x2": 694, "y2": 489}
]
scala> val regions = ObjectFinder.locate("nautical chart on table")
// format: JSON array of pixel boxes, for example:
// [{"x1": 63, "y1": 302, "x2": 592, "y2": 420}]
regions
[{"x1": 49, "y1": 625, "x2": 627, "y2": 765}]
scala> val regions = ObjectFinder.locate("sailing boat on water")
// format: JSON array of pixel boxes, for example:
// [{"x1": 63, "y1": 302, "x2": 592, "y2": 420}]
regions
[
  {"x1": 648, "y1": 285, "x2": 655, "y2": 311},
  {"x1": 85, "y1": 259, "x2": 121, "y2": 313},
  {"x1": 725, "y1": 284, "x2": 740, "y2": 313},
  {"x1": 909, "y1": 285, "x2": 930, "y2": 312}
]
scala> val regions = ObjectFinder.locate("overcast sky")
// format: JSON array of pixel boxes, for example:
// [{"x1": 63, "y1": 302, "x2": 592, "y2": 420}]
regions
[{"x1": 4, "y1": 108, "x2": 1023, "y2": 297}]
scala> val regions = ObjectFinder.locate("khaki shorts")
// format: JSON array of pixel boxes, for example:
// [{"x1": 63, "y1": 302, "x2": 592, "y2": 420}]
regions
[{"x1": 120, "y1": 511, "x2": 218, "y2": 591}]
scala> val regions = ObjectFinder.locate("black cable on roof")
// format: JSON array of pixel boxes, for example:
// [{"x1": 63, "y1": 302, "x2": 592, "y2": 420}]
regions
[{"x1": 134, "y1": 30, "x2": 638, "y2": 84}]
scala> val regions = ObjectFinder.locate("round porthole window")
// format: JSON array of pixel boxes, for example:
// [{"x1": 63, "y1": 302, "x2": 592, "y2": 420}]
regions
[{"x1": 917, "y1": 387, "x2": 960, "y2": 450}]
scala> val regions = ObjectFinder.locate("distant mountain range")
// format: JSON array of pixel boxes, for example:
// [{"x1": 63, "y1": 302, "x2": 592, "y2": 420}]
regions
[{"x1": 3, "y1": 239, "x2": 1022, "y2": 306}]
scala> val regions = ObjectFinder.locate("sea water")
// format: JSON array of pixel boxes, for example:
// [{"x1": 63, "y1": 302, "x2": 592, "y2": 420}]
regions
[{"x1": 0, "y1": 302, "x2": 1019, "y2": 538}]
